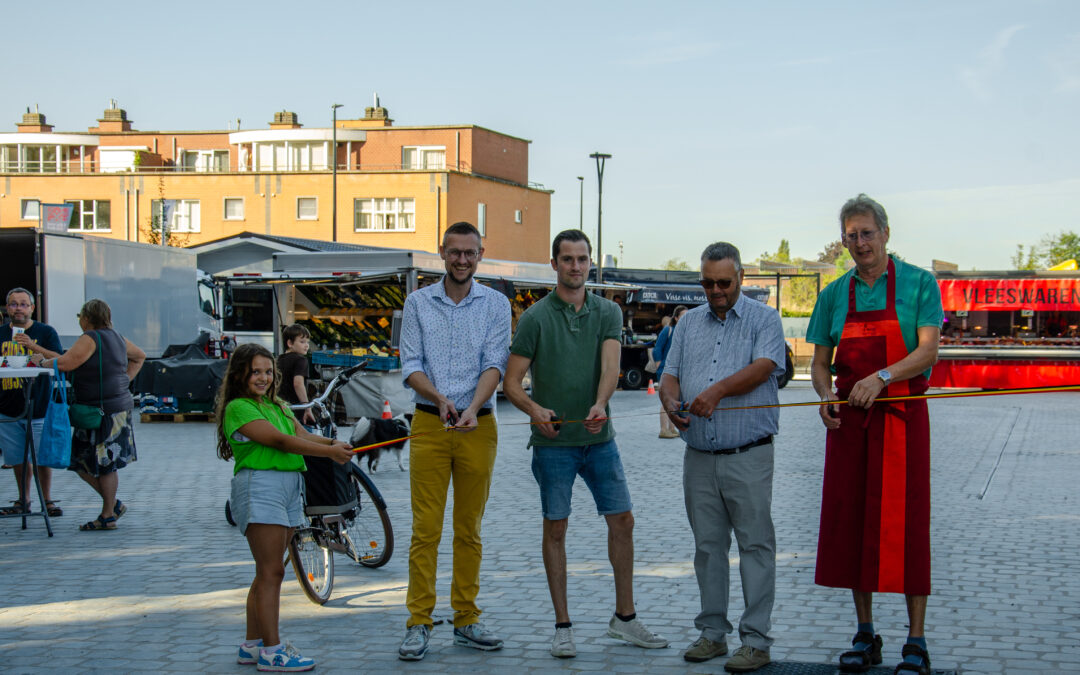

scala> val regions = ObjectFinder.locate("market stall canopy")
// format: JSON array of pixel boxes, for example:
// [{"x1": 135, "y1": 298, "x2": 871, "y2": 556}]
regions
[{"x1": 937, "y1": 273, "x2": 1080, "y2": 311}]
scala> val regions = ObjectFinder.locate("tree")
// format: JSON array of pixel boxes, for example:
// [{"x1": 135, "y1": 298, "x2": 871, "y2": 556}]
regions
[
  {"x1": 660, "y1": 257, "x2": 692, "y2": 271},
  {"x1": 1041, "y1": 230, "x2": 1080, "y2": 267},
  {"x1": 817, "y1": 239, "x2": 845, "y2": 264},
  {"x1": 1011, "y1": 244, "x2": 1039, "y2": 271},
  {"x1": 760, "y1": 239, "x2": 792, "y2": 263},
  {"x1": 1014, "y1": 230, "x2": 1080, "y2": 269}
]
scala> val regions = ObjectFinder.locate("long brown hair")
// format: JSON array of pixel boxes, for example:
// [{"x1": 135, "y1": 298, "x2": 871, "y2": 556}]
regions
[{"x1": 215, "y1": 343, "x2": 286, "y2": 460}]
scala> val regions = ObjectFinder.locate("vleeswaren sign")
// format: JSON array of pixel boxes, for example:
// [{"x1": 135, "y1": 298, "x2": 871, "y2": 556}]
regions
[{"x1": 939, "y1": 278, "x2": 1080, "y2": 311}]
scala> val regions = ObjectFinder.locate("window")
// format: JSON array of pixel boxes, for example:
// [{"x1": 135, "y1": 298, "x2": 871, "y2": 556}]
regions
[
  {"x1": 514, "y1": 209, "x2": 523, "y2": 224},
  {"x1": 65, "y1": 200, "x2": 111, "y2": 232},
  {"x1": 223, "y1": 197, "x2": 244, "y2": 220},
  {"x1": 297, "y1": 197, "x2": 318, "y2": 220},
  {"x1": 477, "y1": 203, "x2": 487, "y2": 237},
  {"x1": 151, "y1": 199, "x2": 201, "y2": 233},
  {"x1": 22, "y1": 145, "x2": 58, "y2": 172},
  {"x1": 181, "y1": 150, "x2": 229, "y2": 172},
  {"x1": 401, "y1": 146, "x2": 446, "y2": 170},
  {"x1": 254, "y1": 142, "x2": 328, "y2": 171},
  {"x1": 1, "y1": 147, "x2": 17, "y2": 171},
  {"x1": 353, "y1": 198, "x2": 415, "y2": 231},
  {"x1": 20, "y1": 199, "x2": 40, "y2": 221}
]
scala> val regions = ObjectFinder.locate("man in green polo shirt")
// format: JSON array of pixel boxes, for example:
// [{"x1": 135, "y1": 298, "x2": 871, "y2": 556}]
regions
[
  {"x1": 504, "y1": 229, "x2": 668, "y2": 660},
  {"x1": 807, "y1": 194, "x2": 942, "y2": 675}
]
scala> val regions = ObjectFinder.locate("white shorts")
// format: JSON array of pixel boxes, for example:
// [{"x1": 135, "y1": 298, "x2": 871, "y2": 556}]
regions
[{"x1": 230, "y1": 468, "x2": 304, "y2": 535}]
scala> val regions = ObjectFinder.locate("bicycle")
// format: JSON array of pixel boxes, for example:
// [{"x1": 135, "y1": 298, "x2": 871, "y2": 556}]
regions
[{"x1": 224, "y1": 361, "x2": 396, "y2": 605}]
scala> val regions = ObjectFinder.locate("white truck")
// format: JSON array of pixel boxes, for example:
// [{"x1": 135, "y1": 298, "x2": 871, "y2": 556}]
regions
[{"x1": 0, "y1": 228, "x2": 219, "y2": 358}]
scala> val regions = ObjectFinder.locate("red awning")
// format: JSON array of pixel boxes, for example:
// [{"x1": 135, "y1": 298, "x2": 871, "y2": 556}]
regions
[{"x1": 938, "y1": 278, "x2": 1080, "y2": 311}]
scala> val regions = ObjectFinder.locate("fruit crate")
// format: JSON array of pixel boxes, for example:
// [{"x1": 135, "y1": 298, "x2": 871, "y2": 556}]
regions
[{"x1": 310, "y1": 351, "x2": 399, "y2": 371}]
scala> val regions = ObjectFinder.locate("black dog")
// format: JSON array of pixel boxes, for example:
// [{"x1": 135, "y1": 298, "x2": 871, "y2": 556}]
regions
[{"x1": 350, "y1": 416, "x2": 411, "y2": 472}]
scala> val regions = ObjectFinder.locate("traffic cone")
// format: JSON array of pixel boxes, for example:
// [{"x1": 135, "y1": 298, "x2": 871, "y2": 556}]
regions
[
  {"x1": 647, "y1": 379, "x2": 656, "y2": 395},
  {"x1": 381, "y1": 400, "x2": 392, "y2": 419}
]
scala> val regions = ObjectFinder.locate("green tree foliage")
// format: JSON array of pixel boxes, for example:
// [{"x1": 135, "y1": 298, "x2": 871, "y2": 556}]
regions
[
  {"x1": 1042, "y1": 230, "x2": 1080, "y2": 267},
  {"x1": 1011, "y1": 244, "x2": 1039, "y2": 270},
  {"x1": 661, "y1": 257, "x2": 693, "y2": 271},
  {"x1": 1013, "y1": 231, "x2": 1079, "y2": 269},
  {"x1": 817, "y1": 239, "x2": 844, "y2": 264},
  {"x1": 761, "y1": 239, "x2": 792, "y2": 263}
]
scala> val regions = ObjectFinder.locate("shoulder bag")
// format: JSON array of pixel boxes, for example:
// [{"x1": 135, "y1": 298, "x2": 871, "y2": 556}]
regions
[
  {"x1": 38, "y1": 362, "x2": 73, "y2": 468},
  {"x1": 69, "y1": 333, "x2": 105, "y2": 430}
]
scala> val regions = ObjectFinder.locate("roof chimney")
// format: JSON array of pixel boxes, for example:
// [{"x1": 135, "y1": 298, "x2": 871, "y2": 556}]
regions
[
  {"x1": 270, "y1": 110, "x2": 302, "y2": 129},
  {"x1": 358, "y1": 93, "x2": 393, "y2": 127},
  {"x1": 16, "y1": 105, "x2": 53, "y2": 132},
  {"x1": 92, "y1": 99, "x2": 133, "y2": 132}
]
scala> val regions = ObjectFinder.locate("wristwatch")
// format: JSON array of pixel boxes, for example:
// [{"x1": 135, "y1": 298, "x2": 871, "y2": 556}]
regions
[{"x1": 876, "y1": 369, "x2": 892, "y2": 386}]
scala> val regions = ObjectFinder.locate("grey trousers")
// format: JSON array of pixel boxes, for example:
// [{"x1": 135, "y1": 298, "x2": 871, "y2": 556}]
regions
[{"x1": 683, "y1": 443, "x2": 776, "y2": 650}]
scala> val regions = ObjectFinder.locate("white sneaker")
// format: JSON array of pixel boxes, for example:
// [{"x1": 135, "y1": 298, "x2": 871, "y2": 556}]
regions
[
  {"x1": 551, "y1": 626, "x2": 576, "y2": 658},
  {"x1": 607, "y1": 615, "x2": 669, "y2": 648},
  {"x1": 398, "y1": 624, "x2": 430, "y2": 661}
]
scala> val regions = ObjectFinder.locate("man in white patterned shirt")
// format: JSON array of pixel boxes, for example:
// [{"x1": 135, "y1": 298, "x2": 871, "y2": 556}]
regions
[
  {"x1": 659, "y1": 241, "x2": 786, "y2": 672},
  {"x1": 396, "y1": 222, "x2": 511, "y2": 661}
]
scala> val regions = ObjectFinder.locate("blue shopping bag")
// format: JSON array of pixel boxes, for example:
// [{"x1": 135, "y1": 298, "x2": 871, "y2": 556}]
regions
[{"x1": 38, "y1": 363, "x2": 72, "y2": 469}]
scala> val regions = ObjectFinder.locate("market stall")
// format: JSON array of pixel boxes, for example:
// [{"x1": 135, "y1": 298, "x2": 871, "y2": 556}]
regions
[{"x1": 932, "y1": 271, "x2": 1080, "y2": 388}]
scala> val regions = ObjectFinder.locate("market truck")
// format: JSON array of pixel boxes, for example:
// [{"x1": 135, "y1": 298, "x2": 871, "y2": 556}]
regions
[
  {"x1": 0, "y1": 228, "x2": 219, "y2": 357},
  {"x1": 932, "y1": 270, "x2": 1080, "y2": 389}
]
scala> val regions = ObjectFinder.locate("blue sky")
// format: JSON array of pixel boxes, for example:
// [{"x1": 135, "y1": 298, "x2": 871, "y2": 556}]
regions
[{"x1": 5, "y1": 0, "x2": 1079, "y2": 270}]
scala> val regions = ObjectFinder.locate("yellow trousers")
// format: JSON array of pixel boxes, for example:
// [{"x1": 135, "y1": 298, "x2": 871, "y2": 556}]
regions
[{"x1": 406, "y1": 409, "x2": 498, "y2": 628}]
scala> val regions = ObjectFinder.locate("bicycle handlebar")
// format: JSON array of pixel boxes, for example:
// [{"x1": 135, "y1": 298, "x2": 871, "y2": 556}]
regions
[{"x1": 290, "y1": 359, "x2": 370, "y2": 415}]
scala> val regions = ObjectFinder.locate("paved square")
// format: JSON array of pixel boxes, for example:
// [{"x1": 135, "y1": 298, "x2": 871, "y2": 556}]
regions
[{"x1": 1, "y1": 381, "x2": 1078, "y2": 674}]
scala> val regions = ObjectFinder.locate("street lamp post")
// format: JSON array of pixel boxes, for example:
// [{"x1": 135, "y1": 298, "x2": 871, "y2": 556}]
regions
[
  {"x1": 331, "y1": 103, "x2": 343, "y2": 242},
  {"x1": 589, "y1": 152, "x2": 611, "y2": 284},
  {"x1": 577, "y1": 176, "x2": 584, "y2": 230}
]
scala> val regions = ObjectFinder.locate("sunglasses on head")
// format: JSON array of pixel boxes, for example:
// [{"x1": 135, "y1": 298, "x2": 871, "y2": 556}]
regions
[{"x1": 699, "y1": 277, "x2": 735, "y2": 290}]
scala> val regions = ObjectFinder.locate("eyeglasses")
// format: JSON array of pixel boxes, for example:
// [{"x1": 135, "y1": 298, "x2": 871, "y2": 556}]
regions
[
  {"x1": 843, "y1": 229, "x2": 881, "y2": 244},
  {"x1": 445, "y1": 248, "x2": 479, "y2": 261},
  {"x1": 6, "y1": 302, "x2": 31, "y2": 309},
  {"x1": 699, "y1": 277, "x2": 735, "y2": 290}
]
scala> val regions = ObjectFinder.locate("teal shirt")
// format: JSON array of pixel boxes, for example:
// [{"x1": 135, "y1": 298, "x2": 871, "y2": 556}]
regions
[
  {"x1": 224, "y1": 397, "x2": 306, "y2": 474},
  {"x1": 806, "y1": 256, "x2": 943, "y2": 379},
  {"x1": 510, "y1": 291, "x2": 622, "y2": 447}
]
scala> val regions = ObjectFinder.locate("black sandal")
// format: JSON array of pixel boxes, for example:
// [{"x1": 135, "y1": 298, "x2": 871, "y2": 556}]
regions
[
  {"x1": 46, "y1": 500, "x2": 63, "y2": 517},
  {"x1": 79, "y1": 515, "x2": 117, "y2": 531},
  {"x1": 0, "y1": 500, "x2": 29, "y2": 515},
  {"x1": 113, "y1": 499, "x2": 127, "y2": 520},
  {"x1": 839, "y1": 631, "x2": 883, "y2": 672},
  {"x1": 894, "y1": 643, "x2": 931, "y2": 675}
]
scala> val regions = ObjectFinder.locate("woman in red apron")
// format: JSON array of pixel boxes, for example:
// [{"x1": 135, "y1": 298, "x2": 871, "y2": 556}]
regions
[{"x1": 810, "y1": 196, "x2": 940, "y2": 675}]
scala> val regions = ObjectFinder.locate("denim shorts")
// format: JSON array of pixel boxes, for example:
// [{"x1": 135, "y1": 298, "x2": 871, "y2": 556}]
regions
[
  {"x1": 0, "y1": 414, "x2": 44, "y2": 466},
  {"x1": 230, "y1": 468, "x2": 305, "y2": 535},
  {"x1": 531, "y1": 440, "x2": 633, "y2": 521}
]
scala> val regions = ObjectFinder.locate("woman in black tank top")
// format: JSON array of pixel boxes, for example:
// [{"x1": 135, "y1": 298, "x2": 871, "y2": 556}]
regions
[{"x1": 37, "y1": 299, "x2": 146, "y2": 531}]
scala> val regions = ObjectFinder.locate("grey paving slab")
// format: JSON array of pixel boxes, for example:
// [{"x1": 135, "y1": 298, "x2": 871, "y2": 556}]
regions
[{"x1": 0, "y1": 383, "x2": 1078, "y2": 673}]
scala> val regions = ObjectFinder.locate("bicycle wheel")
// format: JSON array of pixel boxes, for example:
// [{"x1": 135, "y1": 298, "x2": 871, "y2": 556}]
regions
[
  {"x1": 288, "y1": 525, "x2": 334, "y2": 604},
  {"x1": 343, "y1": 467, "x2": 394, "y2": 568}
]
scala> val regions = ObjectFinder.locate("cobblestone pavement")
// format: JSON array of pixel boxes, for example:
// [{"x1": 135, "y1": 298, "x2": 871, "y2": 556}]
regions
[{"x1": 1, "y1": 381, "x2": 1078, "y2": 674}]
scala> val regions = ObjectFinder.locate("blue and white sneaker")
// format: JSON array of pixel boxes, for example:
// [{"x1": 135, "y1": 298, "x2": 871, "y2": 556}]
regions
[
  {"x1": 398, "y1": 624, "x2": 431, "y2": 661},
  {"x1": 453, "y1": 622, "x2": 504, "y2": 651},
  {"x1": 256, "y1": 642, "x2": 315, "y2": 672},
  {"x1": 238, "y1": 640, "x2": 262, "y2": 665}
]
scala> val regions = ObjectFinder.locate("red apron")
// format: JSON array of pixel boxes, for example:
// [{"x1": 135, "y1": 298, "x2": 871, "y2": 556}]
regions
[{"x1": 814, "y1": 259, "x2": 931, "y2": 595}]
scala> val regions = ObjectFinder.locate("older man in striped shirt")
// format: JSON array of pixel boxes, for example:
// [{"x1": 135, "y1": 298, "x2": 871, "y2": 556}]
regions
[{"x1": 659, "y1": 241, "x2": 786, "y2": 673}]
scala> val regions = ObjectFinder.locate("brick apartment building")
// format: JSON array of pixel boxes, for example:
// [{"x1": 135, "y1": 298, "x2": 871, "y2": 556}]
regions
[{"x1": 0, "y1": 102, "x2": 552, "y2": 262}]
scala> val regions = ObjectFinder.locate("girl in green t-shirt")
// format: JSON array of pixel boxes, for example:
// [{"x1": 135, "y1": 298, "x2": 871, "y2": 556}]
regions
[{"x1": 215, "y1": 343, "x2": 353, "y2": 671}]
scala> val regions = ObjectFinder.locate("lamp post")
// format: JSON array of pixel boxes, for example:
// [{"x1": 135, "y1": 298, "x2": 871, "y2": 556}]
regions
[
  {"x1": 589, "y1": 152, "x2": 611, "y2": 284},
  {"x1": 331, "y1": 103, "x2": 343, "y2": 242},
  {"x1": 577, "y1": 176, "x2": 584, "y2": 230}
]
